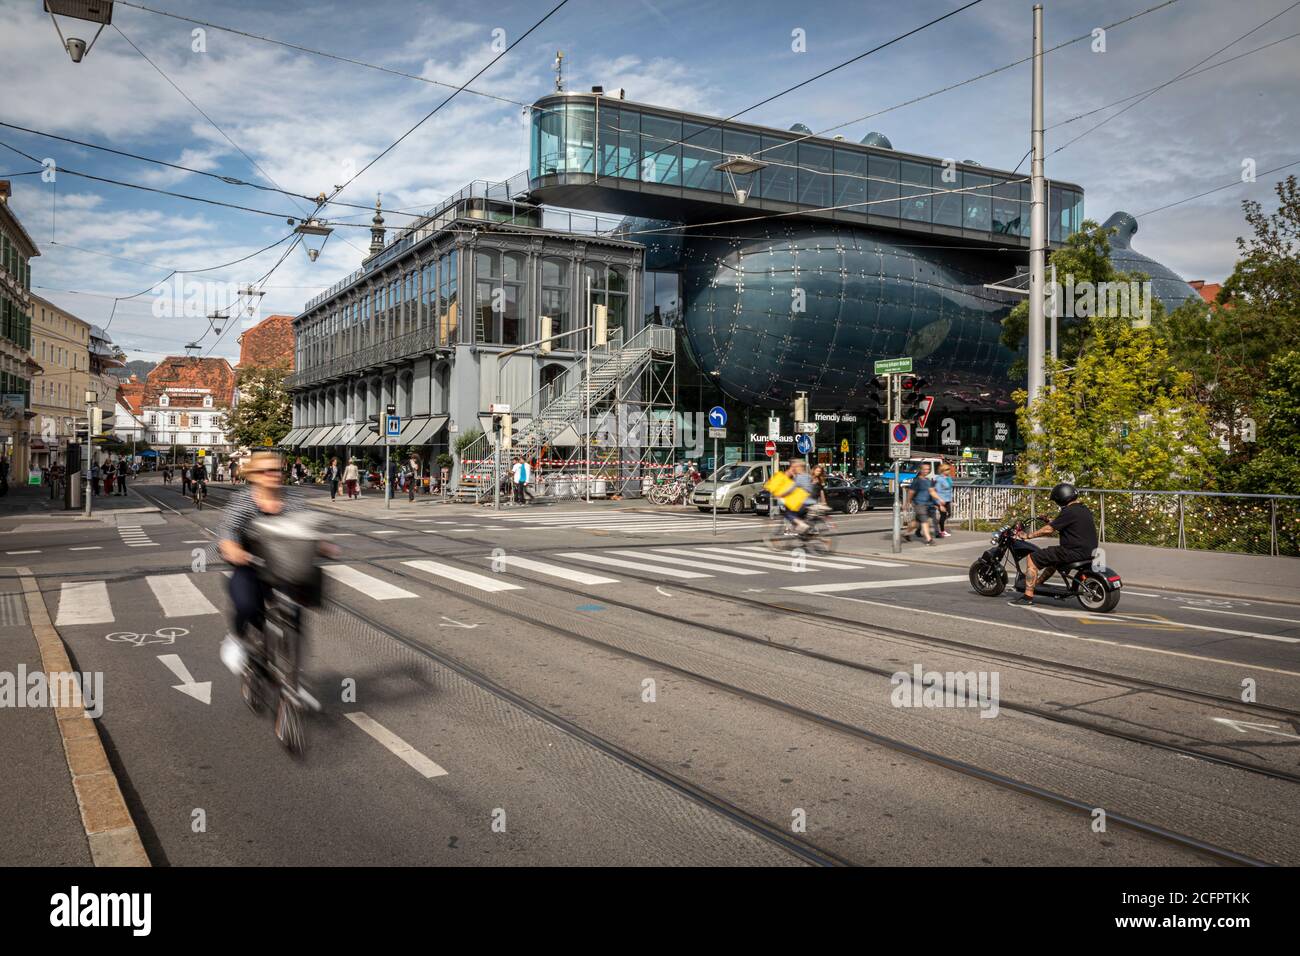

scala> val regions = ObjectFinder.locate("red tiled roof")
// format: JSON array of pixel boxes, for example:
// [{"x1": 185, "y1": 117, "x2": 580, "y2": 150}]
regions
[
  {"x1": 237, "y1": 313, "x2": 295, "y2": 370},
  {"x1": 118, "y1": 378, "x2": 146, "y2": 416},
  {"x1": 1188, "y1": 280, "x2": 1223, "y2": 305},
  {"x1": 144, "y1": 356, "x2": 236, "y2": 408}
]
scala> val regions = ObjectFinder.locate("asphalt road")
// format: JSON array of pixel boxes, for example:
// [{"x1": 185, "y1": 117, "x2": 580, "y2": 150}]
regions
[{"x1": 5, "y1": 476, "x2": 1297, "y2": 866}]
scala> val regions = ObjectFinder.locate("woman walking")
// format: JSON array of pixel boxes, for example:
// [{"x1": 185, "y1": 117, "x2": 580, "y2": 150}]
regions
[
  {"x1": 342, "y1": 458, "x2": 360, "y2": 499},
  {"x1": 934, "y1": 462, "x2": 955, "y2": 538},
  {"x1": 325, "y1": 457, "x2": 341, "y2": 501}
]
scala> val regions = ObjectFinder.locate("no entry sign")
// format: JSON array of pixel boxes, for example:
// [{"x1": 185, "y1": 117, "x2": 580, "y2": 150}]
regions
[{"x1": 765, "y1": 440, "x2": 776, "y2": 457}]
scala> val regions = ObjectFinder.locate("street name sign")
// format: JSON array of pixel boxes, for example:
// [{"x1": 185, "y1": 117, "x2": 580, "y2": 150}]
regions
[{"x1": 874, "y1": 357, "x2": 913, "y2": 375}]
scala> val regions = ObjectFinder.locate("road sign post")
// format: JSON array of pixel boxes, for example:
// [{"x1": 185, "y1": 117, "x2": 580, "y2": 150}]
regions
[
  {"x1": 709, "y1": 407, "x2": 726, "y2": 538},
  {"x1": 384, "y1": 411, "x2": 400, "y2": 510},
  {"x1": 893, "y1": 460, "x2": 902, "y2": 554},
  {"x1": 888, "y1": 422, "x2": 911, "y2": 554}
]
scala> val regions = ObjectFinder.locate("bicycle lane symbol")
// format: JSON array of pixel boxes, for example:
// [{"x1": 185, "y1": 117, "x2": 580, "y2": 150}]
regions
[{"x1": 105, "y1": 627, "x2": 190, "y2": 647}]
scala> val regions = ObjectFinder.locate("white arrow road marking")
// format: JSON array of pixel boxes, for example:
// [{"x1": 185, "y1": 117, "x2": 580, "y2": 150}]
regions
[
  {"x1": 345, "y1": 712, "x2": 448, "y2": 778},
  {"x1": 439, "y1": 616, "x2": 478, "y2": 629},
  {"x1": 1212, "y1": 718, "x2": 1300, "y2": 740},
  {"x1": 1009, "y1": 602, "x2": 1300, "y2": 643},
  {"x1": 156, "y1": 654, "x2": 211, "y2": 704},
  {"x1": 656, "y1": 586, "x2": 673, "y2": 597}
]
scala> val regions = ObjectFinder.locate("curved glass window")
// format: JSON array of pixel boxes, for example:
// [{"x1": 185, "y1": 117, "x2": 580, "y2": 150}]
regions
[
  {"x1": 900, "y1": 162, "x2": 931, "y2": 223},
  {"x1": 681, "y1": 122, "x2": 722, "y2": 191},
  {"x1": 541, "y1": 257, "x2": 570, "y2": 344},
  {"x1": 640, "y1": 114, "x2": 682, "y2": 185},
  {"x1": 536, "y1": 106, "x2": 564, "y2": 175},
  {"x1": 760, "y1": 135, "x2": 796, "y2": 203},
  {"x1": 834, "y1": 148, "x2": 867, "y2": 212},
  {"x1": 868, "y1": 155, "x2": 900, "y2": 219},
  {"x1": 566, "y1": 104, "x2": 595, "y2": 174},
  {"x1": 963, "y1": 172, "x2": 992, "y2": 232},
  {"x1": 992, "y1": 180, "x2": 1022, "y2": 236},
  {"x1": 797, "y1": 142, "x2": 832, "y2": 208},
  {"x1": 932, "y1": 165, "x2": 962, "y2": 227}
]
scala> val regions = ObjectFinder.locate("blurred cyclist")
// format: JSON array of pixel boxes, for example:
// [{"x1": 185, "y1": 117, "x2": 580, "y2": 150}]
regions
[
  {"x1": 780, "y1": 459, "x2": 816, "y2": 534},
  {"x1": 217, "y1": 451, "x2": 336, "y2": 653}
]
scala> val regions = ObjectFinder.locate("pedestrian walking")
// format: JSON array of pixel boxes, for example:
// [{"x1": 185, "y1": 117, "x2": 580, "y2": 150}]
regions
[
  {"x1": 90, "y1": 460, "x2": 99, "y2": 497},
  {"x1": 180, "y1": 464, "x2": 191, "y2": 497},
  {"x1": 343, "y1": 458, "x2": 360, "y2": 499},
  {"x1": 116, "y1": 459, "x2": 127, "y2": 496},
  {"x1": 934, "y1": 463, "x2": 954, "y2": 537},
  {"x1": 325, "y1": 457, "x2": 340, "y2": 501},
  {"x1": 903, "y1": 462, "x2": 937, "y2": 545},
  {"x1": 511, "y1": 457, "x2": 530, "y2": 505}
]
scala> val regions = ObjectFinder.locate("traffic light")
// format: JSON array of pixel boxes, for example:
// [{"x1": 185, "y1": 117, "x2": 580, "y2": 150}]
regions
[
  {"x1": 367, "y1": 414, "x2": 381, "y2": 436},
  {"x1": 593, "y1": 304, "x2": 608, "y2": 347},
  {"x1": 899, "y1": 375, "x2": 928, "y2": 423},
  {"x1": 793, "y1": 392, "x2": 809, "y2": 424},
  {"x1": 74, "y1": 418, "x2": 90, "y2": 442},
  {"x1": 540, "y1": 315, "x2": 553, "y2": 353},
  {"x1": 866, "y1": 375, "x2": 889, "y2": 423},
  {"x1": 500, "y1": 413, "x2": 513, "y2": 451}
]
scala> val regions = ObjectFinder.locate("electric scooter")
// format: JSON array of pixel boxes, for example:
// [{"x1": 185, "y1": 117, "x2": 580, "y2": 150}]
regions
[{"x1": 968, "y1": 519, "x2": 1123, "y2": 612}]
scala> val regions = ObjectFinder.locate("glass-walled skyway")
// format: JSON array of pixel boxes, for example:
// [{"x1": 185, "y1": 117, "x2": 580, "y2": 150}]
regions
[{"x1": 530, "y1": 94, "x2": 1084, "y2": 245}]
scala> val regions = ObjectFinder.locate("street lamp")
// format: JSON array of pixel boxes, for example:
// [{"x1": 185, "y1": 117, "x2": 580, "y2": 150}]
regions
[
  {"x1": 83, "y1": 389, "x2": 97, "y2": 517},
  {"x1": 45, "y1": 1, "x2": 114, "y2": 63},
  {"x1": 714, "y1": 155, "x2": 768, "y2": 205},
  {"x1": 293, "y1": 219, "x2": 333, "y2": 262}
]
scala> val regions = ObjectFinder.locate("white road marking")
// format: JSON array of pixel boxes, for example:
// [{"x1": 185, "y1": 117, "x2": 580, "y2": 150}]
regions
[
  {"x1": 1212, "y1": 718, "x2": 1300, "y2": 740},
  {"x1": 607, "y1": 549, "x2": 762, "y2": 576},
  {"x1": 487, "y1": 554, "x2": 618, "y2": 585},
  {"x1": 55, "y1": 581, "x2": 113, "y2": 625},
  {"x1": 1010, "y1": 603, "x2": 1300, "y2": 644},
  {"x1": 743, "y1": 547, "x2": 904, "y2": 568},
  {"x1": 403, "y1": 559, "x2": 524, "y2": 592},
  {"x1": 819, "y1": 593, "x2": 1300, "y2": 677},
  {"x1": 345, "y1": 711, "x2": 448, "y2": 778},
  {"x1": 1124, "y1": 599, "x2": 1300, "y2": 627},
  {"x1": 146, "y1": 574, "x2": 220, "y2": 618},
  {"x1": 7, "y1": 550, "x2": 40, "y2": 555},
  {"x1": 371, "y1": 530, "x2": 401, "y2": 535},
  {"x1": 69, "y1": 546, "x2": 102, "y2": 551},
  {"x1": 322, "y1": 565, "x2": 417, "y2": 600},
  {"x1": 555, "y1": 552, "x2": 712, "y2": 579},
  {"x1": 685, "y1": 546, "x2": 865, "y2": 571},
  {"x1": 157, "y1": 653, "x2": 211, "y2": 704},
  {"x1": 784, "y1": 575, "x2": 969, "y2": 594}
]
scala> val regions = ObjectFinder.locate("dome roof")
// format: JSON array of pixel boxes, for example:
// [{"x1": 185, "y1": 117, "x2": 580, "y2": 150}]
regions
[
  {"x1": 1102, "y1": 211, "x2": 1197, "y2": 315},
  {"x1": 860, "y1": 131, "x2": 893, "y2": 149}
]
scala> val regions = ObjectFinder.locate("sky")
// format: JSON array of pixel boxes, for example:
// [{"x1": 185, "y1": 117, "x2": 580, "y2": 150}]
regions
[{"x1": 1, "y1": 0, "x2": 1296, "y2": 365}]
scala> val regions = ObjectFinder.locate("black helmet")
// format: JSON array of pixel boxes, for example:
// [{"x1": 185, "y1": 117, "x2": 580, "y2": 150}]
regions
[{"x1": 1050, "y1": 482, "x2": 1078, "y2": 506}]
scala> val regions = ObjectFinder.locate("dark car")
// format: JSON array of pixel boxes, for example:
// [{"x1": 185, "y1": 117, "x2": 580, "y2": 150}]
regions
[
  {"x1": 850, "y1": 476, "x2": 896, "y2": 510},
  {"x1": 754, "y1": 474, "x2": 869, "y2": 515}
]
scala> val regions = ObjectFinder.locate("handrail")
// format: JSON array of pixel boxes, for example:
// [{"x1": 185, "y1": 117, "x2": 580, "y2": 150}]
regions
[{"x1": 970, "y1": 483, "x2": 1300, "y2": 502}]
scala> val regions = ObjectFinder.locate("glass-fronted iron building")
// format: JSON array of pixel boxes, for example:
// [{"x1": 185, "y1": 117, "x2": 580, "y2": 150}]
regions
[{"x1": 286, "y1": 90, "x2": 1197, "y2": 485}]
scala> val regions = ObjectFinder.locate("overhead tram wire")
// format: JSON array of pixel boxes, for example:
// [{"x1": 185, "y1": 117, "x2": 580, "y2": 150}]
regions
[
  {"x1": 1135, "y1": 157, "x2": 1300, "y2": 219},
  {"x1": 325, "y1": 1, "x2": 570, "y2": 206},
  {"x1": 112, "y1": 22, "x2": 368, "y2": 257},
  {"x1": 746, "y1": 0, "x2": 1185, "y2": 159},
  {"x1": 112, "y1": 0, "x2": 532, "y2": 110},
  {"x1": 1052, "y1": 0, "x2": 1300, "y2": 155}
]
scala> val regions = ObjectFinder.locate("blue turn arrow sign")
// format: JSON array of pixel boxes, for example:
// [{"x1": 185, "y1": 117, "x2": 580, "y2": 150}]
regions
[{"x1": 708, "y1": 406, "x2": 727, "y2": 428}]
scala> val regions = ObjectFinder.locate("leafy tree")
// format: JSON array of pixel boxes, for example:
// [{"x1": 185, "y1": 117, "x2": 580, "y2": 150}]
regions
[
  {"x1": 1000, "y1": 220, "x2": 1160, "y2": 379},
  {"x1": 1162, "y1": 176, "x2": 1300, "y2": 469},
  {"x1": 1232, "y1": 350, "x2": 1300, "y2": 494},
  {"x1": 224, "y1": 365, "x2": 291, "y2": 448},
  {"x1": 1014, "y1": 318, "x2": 1223, "y2": 490}
]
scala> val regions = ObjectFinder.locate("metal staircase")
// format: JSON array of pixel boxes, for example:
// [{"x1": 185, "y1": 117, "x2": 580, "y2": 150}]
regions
[{"x1": 455, "y1": 325, "x2": 675, "y2": 502}]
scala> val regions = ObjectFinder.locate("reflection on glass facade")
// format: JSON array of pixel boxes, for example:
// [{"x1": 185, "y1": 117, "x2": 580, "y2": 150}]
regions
[{"x1": 530, "y1": 95, "x2": 1083, "y2": 242}]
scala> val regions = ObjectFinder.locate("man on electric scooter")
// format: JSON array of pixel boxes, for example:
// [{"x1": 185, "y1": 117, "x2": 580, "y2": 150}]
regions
[{"x1": 1009, "y1": 482, "x2": 1098, "y2": 606}]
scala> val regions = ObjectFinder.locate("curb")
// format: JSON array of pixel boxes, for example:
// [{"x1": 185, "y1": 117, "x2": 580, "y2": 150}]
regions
[{"x1": 16, "y1": 567, "x2": 150, "y2": 867}]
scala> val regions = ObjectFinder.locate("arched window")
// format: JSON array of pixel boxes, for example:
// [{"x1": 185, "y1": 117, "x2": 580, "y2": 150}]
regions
[
  {"x1": 540, "y1": 363, "x2": 567, "y2": 409},
  {"x1": 582, "y1": 262, "x2": 629, "y2": 346}
]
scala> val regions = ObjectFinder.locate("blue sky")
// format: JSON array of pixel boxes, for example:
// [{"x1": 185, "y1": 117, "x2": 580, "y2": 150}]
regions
[{"x1": 2, "y1": 0, "x2": 1296, "y2": 364}]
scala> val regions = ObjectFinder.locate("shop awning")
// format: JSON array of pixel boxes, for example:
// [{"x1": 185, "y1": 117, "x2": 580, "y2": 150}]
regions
[
  {"x1": 279, "y1": 427, "x2": 308, "y2": 446},
  {"x1": 404, "y1": 415, "x2": 448, "y2": 446},
  {"x1": 302, "y1": 426, "x2": 335, "y2": 447}
]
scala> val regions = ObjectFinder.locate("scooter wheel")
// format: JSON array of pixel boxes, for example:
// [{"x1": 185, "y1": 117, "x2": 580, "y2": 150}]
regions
[
  {"x1": 1076, "y1": 574, "x2": 1120, "y2": 613},
  {"x1": 240, "y1": 673, "x2": 265, "y2": 714},
  {"x1": 969, "y1": 560, "x2": 1008, "y2": 596}
]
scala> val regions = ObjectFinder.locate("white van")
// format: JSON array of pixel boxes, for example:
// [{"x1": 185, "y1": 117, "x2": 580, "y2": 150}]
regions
[{"x1": 692, "y1": 459, "x2": 774, "y2": 513}]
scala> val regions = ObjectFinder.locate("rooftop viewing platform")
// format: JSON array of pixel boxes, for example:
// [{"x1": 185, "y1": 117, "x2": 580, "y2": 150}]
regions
[{"x1": 527, "y1": 91, "x2": 1084, "y2": 249}]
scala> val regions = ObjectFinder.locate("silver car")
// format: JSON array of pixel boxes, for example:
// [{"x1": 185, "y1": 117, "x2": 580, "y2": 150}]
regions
[{"x1": 693, "y1": 460, "x2": 773, "y2": 514}]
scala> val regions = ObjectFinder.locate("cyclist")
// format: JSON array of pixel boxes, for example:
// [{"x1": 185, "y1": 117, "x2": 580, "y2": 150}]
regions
[
  {"x1": 189, "y1": 461, "x2": 208, "y2": 505},
  {"x1": 1010, "y1": 482, "x2": 1099, "y2": 606},
  {"x1": 217, "y1": 451, "x2": 336, "y2": 666},
  {"x1": 779, "y1": 459, "x2": 817, "y2": 534}
]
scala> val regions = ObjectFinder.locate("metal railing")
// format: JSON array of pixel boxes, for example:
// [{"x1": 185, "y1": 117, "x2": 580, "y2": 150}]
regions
[
  {"x1": 285, "y1": 327, "x2": 440, "y2": 389},
  {"x1": 953, "y1": 485, "x2": 1300, "y2": 557}
]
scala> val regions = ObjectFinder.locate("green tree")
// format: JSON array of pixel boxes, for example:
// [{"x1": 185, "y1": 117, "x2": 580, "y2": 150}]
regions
[
  {"x1": 1000, "y1": 220, "x2": 1160, "y2": 379},
  {"x1": 224, "y1": 365, "x2": 291, "y2": 448},
  {"x1": 1232, "y1": 350, "x2": 1300, "y2": 494},
  {"x1": 1014, "y1": 319, "x2": 1223, "y2": 490},
  {"x1": 1162, "y1": 176, "x2": 1300, "y2": 469}
]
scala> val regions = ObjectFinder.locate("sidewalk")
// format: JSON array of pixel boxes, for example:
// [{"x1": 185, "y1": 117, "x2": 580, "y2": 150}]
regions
[
  {"x1": 0, "y1": 479, "x2": 159, "y2": 526},
  {"x1": 839, "y1": 528, "x2": 1300, "y2": 605}
]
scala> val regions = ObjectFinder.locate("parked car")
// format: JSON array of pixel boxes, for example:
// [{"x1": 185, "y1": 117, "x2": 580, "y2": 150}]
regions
[
  {"x1": 850, "y1": 476, "x2": 896, "y2": 510},
  {"x1": 755, "y1": 474, "x2": 873, "y2": 515},
  {"x1": 693, "y1": 460, "x2": 774, "y2": 513}
]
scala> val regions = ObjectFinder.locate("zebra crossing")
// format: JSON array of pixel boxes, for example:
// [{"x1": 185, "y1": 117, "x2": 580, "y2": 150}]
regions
[
  {"x1": 118, "y1": 523, "x2": 158, "y2": 548},
  {"x1": 479, "y1": 510, "x2": 770, "y2": 535},
  {"x1": 45, "y1": 547, "x2": 948, "y2": 625}
]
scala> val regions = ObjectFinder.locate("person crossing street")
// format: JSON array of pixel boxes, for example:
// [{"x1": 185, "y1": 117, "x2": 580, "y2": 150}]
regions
[{"x1": 511, "y1": 457, "x2": 530, "y2": 505}]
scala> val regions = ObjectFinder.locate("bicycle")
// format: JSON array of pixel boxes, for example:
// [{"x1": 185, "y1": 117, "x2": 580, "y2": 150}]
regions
[
  {"x1": 764, "y1": 502, "x2": 836, "y2": 554},
  {"x1": 192, "y1": 481, "x2": 207, "y2": 511}
]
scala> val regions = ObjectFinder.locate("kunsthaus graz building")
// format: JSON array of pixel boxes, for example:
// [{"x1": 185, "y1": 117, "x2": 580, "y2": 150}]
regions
[{"x1": 283, "y1": 90, "x2": 1195, "y2": 495}]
